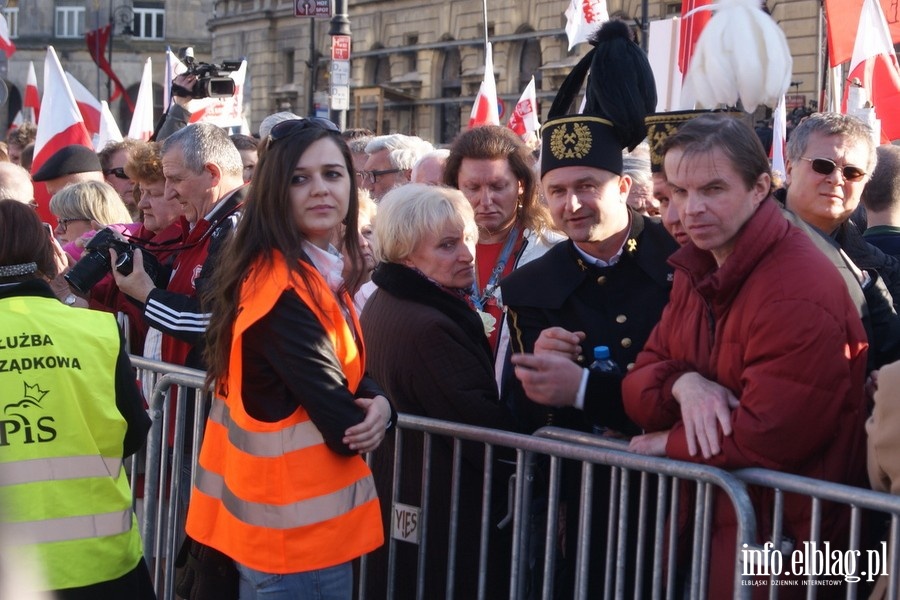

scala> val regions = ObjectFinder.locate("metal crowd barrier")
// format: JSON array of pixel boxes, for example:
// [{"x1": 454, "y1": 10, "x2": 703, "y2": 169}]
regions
[
  {"x1": 369, "y1": 416, "x2": 757, "y2": 600},
  {"x1": 734, "y1": 468, "x2": 900, "y2": 600},
  {"x1": 537, "y1": 427, "x2": 900, "y2": 600},
  {"x1": 126, "y1": 358, "x2": 900, "y2": 600},
  {"x1": 130, "y1": 356, "x2": 209, "y2": 600}
]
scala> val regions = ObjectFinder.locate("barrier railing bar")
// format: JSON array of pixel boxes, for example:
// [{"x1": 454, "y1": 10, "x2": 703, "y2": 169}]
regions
[{"x1": 445, "y1": 438, "x2": 462, "y2": 600}]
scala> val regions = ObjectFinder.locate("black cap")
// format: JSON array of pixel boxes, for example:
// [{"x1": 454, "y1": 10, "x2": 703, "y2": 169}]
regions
[
  {"x1": 645, "y1": 109, "x2": 746, "y2": 174},
  {"x1": 541, "y1": 20, "x2": 657, "y2": 178},
  {"x1": 32, "y1": 145, "x2": 102, "y2": 182}
]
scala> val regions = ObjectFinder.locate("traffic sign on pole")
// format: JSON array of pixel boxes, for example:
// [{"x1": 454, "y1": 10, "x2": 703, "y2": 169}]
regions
[
  {"x1": 295, "y1": 0, "x2": 331, "y2": 17},
  {"x1": 332, "y1": 35, "x2": 351, "y2": 60}
]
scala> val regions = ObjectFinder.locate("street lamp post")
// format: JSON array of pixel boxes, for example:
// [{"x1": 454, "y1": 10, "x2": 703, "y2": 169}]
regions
[{"x1": 329, "y1": 0, "x2": 350, "y2": 129}]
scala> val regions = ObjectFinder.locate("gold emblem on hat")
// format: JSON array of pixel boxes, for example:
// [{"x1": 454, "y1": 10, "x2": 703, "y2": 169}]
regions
[{"x1": 549, "y1": 122, "x2": 592, "y2": 159}]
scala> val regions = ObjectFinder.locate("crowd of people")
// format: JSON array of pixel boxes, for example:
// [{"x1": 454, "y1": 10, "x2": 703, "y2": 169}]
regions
[{"x1": 4, "y1": 20, "x2": 900, "y2": 600}]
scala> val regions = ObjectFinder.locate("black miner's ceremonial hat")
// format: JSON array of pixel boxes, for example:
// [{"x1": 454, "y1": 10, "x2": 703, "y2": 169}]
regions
[{"x1": 541, "y1": 20, "x2": 656, "y2": 178}]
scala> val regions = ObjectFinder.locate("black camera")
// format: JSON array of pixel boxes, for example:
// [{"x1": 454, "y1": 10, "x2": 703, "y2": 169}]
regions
[
  {"x1": 176, "y1": 47, "x2": 242, "y2": 99},
  {"x1": 65, "y1": 228, "x2": 161, "y2": 295}
]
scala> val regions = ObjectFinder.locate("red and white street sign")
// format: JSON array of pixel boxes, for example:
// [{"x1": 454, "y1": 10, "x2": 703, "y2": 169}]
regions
[{"x1": 332, "y1": 35, "x2": 351, "y2": 61}]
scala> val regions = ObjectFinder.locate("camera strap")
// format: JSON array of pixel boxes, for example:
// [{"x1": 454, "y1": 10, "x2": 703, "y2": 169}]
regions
[{"x1": 124, "y1": 201, "x2": 243, "y2": 254}]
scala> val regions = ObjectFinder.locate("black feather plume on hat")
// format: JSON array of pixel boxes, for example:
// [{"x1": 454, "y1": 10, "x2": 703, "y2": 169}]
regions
[{"x1": 547, "y1": 19, "x2": 657, "y2": 151}]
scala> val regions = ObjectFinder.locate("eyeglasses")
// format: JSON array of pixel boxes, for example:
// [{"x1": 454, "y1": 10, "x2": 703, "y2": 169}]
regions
[
  {"x1": 800, "y1": 157, "x2": 867, "y2": 182},
  {"x1": 103, "y1": 167, "x2": 130, "y2": 180},
  {"x1": 360, "y1": 168, "x2": 402, "y2": 185},
  {"x1": 56, "y1": 217, "x2": 90, "y2": 233},
  {"x1": 268, "y1": 117, "x2": 340, "y2": 147}
]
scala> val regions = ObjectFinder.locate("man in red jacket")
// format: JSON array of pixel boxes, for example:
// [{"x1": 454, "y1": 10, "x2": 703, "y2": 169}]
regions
[{"x1": 623, "y1": 114, "x2": 868, "y2": 597}]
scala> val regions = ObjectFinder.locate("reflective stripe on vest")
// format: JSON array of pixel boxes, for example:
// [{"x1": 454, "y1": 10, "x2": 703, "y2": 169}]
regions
[
  {"x1": 186, "y1": 254, "x2": 383, "y2": 573},
  {"x1": 4, "y1": 508, "x2": 133, "y2": 544},
  {"x1": 208, "y1": 397, "x2": 324, "y2": 457},
  {"x1": 0, "y1": 455, "x2": 123, "y2": 486},
  {"x1": 194, "y1": 463, "x2": 377, "y2": 529}
]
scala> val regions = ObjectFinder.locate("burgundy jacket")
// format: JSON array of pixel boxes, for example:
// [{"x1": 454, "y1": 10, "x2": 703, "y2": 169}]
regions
[{"x1": 623, "y1": 199, "x2": 868, "y2": 597}]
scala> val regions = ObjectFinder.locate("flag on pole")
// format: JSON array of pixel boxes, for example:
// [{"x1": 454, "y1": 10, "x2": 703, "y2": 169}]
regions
[
  {"x1": 824, "y1": 0, "x2": 900, "y2": 68},
  {"x1": 507, "y1": 77, "x2": 540, "y2": 143},
  {"x1": 128, "y1": 58, "x2": 155, "y2": 141},
  {"x1": 24, "y1": 61, "x2": 40, "y2": 124},
  {"x1": 85, "y1": 24, "x2": 134, "y2": 111},
  {"x1": 468, "y1": 43, "x2": 500, "y2": 129},
  {"x1": 564, "y1": 0, "x2": 609, "y2": 50},
  {"x1": 32, "y1": 47, "x2": 94, "y2": 223},
  {"x1": 96, "y1": 101, "x2": 123, "y2": 151},
  {"x1": 0, "y1": 13, "x2": 15, "y2": 58},
  {"x1": 771, "y1": 95, "x2": 787, "y2": 178},
  {"x1": 679, "y1": 0, "x2": 713, "y2": 76},
  {"x1": 65, "y1": 72, "x2": 103, "y2": 139},
  {"x1": 843, "y1": 0, "x2": 900, "y2": 142},
  {"x1": 163, "y1": 46, "x2": 187, "y2": 109}
]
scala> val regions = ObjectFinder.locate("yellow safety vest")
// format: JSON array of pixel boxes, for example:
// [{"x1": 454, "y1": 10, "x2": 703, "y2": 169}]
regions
[
  {"x1": 186, "y1": 251, "x2": 383, "y2": 574},
  {"x1": 0, "y1": 293, "x2": 142, "y2": 590}
]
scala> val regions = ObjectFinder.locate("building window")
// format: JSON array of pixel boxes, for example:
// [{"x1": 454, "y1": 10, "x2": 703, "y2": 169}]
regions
[
  {"x1": 284, "y1": 49, "x2": 295, "y2": 84},
  {"x1": 373, "y1": 55, "x2": 391, "y2": 85},
  {"x1": 439, "y1": 46, "x2": 461, "y2": 144},
  {"x1": 55, "y1": 6, "x2": 85, "y2": 38},
  {"x1": 519, "y1": 36, "x2": 542, "y2": 91},
  {"x1": 3, "y1": 7, "x2": 18, "y2": 38},
  {"x1": 404, "y1": 35, "x2": 418, "y2": 72},
  {"x1": 132, "y1": 7, "x2": 165, "y2": 39}
]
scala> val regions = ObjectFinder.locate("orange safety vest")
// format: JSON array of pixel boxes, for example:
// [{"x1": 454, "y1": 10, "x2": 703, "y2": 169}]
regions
[{"x1": 185, "y1": 251, "x2": 383, "y2": 574}]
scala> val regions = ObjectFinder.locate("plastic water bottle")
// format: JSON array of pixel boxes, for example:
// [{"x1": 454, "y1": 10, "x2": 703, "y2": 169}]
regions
[{"x1": 589, "y1": 345, "x2": 621, "y2": 374}]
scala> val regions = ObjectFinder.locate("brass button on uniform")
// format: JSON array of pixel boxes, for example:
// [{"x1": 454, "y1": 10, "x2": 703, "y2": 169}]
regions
[
  {"x1": 596, "y1": 276, "x2": 607, "y2": 285},
  {"x1": 621, "y1": 337, "x2": 632, "y2": 348},
  {"x1": 615, "y1": 314, "x2": 627, "y2": 324}
]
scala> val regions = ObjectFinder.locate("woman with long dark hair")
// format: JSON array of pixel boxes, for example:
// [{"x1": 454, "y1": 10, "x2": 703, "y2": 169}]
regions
[{"x1": 185, "y1": 118, "x2": 393, "y2": 600}]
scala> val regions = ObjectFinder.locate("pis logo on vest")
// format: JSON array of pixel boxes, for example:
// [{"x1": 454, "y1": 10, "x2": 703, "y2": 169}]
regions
[{"x1": 1, "y1": 382, "x2": 57, "y2": 446}]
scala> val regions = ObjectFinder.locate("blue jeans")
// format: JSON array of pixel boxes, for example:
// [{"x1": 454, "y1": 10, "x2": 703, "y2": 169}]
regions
[{"x1": 235, "y1": 561, "x2": 352, "y2": 600}]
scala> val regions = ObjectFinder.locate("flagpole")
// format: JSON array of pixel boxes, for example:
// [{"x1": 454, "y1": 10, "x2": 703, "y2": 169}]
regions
[
  {"x1": 481, "y1": 0, "x2": 489, "y2": 54},
  {"x1": 817, "y1": 0, "x2": 824, "y2": 111}
]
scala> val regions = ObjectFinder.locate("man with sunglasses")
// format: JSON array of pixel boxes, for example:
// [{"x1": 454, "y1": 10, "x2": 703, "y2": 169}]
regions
[
  {"x1": 98, "y1": 140, "x2": 139, "y2": 220},
  {"x1": 361, "y1": 133, "x2": 433, "y2": 201},
  {"x1": 779, "y1": 112, "x2": 900, "y2": 369}
]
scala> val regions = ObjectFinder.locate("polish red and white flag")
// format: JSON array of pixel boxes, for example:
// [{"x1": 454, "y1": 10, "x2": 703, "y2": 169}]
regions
[
  {"x1": 95, "y1": 100, "x2": 123, "y2": 151},
  {"x1": 507, "y1": 76, "x2": 540, "y2": 143},
  {"x1": 128, "y1": 58, "x2": 155, "y2": 141},
  {"x1": 65, "y1": 72, "x2": 102, "y2": 139},
  {"x1": 468, "y1": 43, "x2": 500, "y2": 129},
  {"x1": 32, "y1": 47, "x2": 93, "y2": 223},
  {"x1": 843, "y1": 0, "x2": 900, "y2": 142},
  {"x1": 24, "y1": 61, "x2": 40, "y2": 124},
  {"x1": 0, "y1": 13, "x2": 16, "y2": 58},
  {"x1": 679, "y1": 0, "x2": 713, "y2": 76},
  {"x1": 564, "y1": 0, "x2": 609, "y2": 50}
]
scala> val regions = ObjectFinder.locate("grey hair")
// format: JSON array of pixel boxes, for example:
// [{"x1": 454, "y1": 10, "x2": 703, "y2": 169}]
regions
[
  {"x1": 162, "y1": 122, "x2": 243, "y2": 178},
  {"x1": 0, "y1": 163, "x2": 34, "y2": 204},
  {"x1": 786, "y1": 112, "x2": 877, "y2": 173},
  {"x1": 375, "y1": 183, "x2": 476, "y2": 264},
  {"x1": 365, "y1": 134, "x2": 435, "y2": 170}
]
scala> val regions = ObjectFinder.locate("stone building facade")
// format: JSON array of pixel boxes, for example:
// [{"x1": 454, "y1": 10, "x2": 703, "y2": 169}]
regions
[
  {"x1": 0, "y1": 0, "x2": 214, "y2": 135},
  {"x1": 1, "y1": 1, "x2": 822, "y2": 144}
]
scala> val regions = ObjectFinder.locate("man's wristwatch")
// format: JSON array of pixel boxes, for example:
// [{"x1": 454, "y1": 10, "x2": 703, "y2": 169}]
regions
[{"x1": 63, "y1": 294, "x2": 78, "y2": 306}]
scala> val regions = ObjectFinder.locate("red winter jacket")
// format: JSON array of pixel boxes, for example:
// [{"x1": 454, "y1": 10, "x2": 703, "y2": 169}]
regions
[{"x1": 623, "y1": 199, "x2": 868, "y2": 598}]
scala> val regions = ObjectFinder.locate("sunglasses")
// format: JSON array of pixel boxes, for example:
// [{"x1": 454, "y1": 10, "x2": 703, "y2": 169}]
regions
[
  {"x1": 800, "y1": 157, "x2": 866, "y2": 182},
  {"x1": 360, "y1": 168, "x2": 402, "y2": 185},
  {"x1": 268, "y1": 117, "x2": 340, "y2": 147},
  {"x1": 103, "y1": 166, "x2": 130, "y2": 180}
]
